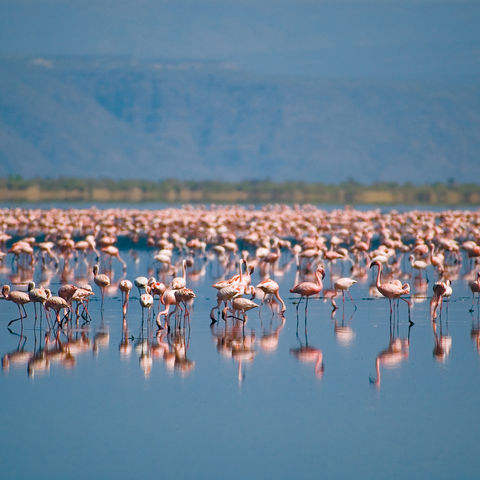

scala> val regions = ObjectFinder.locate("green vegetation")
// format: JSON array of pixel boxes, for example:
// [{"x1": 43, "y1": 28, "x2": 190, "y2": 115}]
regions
[{"x1": 0, "y1": 177, "x2": 478, "y2": 205}]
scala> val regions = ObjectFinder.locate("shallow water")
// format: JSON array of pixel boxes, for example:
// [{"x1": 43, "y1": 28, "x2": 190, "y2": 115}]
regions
[{"x1": 1, "y1": 245, "x2": 480, "y2": 480}]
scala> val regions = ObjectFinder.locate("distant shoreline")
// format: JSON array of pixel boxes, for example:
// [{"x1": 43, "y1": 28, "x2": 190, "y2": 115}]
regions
[{"x1": 0, "y1": 177, "x2": 479, "y2": 205}]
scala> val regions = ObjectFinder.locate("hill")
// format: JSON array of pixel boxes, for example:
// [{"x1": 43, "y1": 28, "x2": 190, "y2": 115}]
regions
[{"x1": 0, "y1": 56, "x2": 479, "y2": 183}]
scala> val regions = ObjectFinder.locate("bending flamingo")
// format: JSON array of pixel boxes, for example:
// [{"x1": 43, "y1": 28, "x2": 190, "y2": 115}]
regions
[{"x1": 256, "y1": 278, "x2": 286, "y2": 313}]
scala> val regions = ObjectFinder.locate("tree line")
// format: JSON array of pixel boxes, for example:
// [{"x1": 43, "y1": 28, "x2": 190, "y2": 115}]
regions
[{"x1": 0, "y1": 176, "x2": 478, "y2": 205}]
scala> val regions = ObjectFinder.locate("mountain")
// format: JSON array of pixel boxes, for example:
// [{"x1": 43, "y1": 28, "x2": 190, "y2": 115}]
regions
[{"x1": 0, "y1": 56, "x2": 479, "y2": 183}]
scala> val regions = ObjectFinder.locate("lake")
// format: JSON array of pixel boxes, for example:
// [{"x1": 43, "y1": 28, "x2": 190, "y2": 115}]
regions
[{"x1": 1, "y1": 206, "x2": 479, "y2": 479}]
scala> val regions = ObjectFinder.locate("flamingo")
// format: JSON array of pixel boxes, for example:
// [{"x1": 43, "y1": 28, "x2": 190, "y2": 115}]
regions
[
  {"x1": 119, "y1": 279, "x2": 133, "y2": 315},
  {"x1": 171, "y1": 259, "x2": 187, "y2": 290},
  {"x1": 210, "y1": 285, "x2": 242, "y2": 323},
  {"x1": 2, "y1": 285, "x2": 30, "y2": 327},
  {"x1": 289, "y1": 265, "x2": 325, "y2": 314},
  {"x1": 330, "y1": 277, "x2": 357, "y2": 310},
  {"x1": 370, "y1": 260, "x2": 411, "y2": 318},
  {"x1": 27, "y1": 281, "x2": 48, "y2": 320},
  {"x1": 70, "y1": 286, "x2": 94, "y2": 319},
  {"x1": 93, "y1": 264, "x2": 110, "y2": 307},
  {"x1": 174, "y1": 287, "x2": 196, "y2": 323},
  {"x1": 156, "y1": 288, "x2": 177, "y2": 329},
  {"x1": 428, "y1": 242, "x2": 445, "y2": 274},
  {"x1": 134, "y1": 276, "x2": 148, "y2": 297},
  {"x1": 469, "y1": 272, "x2": 480, "y2": 312},
  {"x1": 139, "y1": 286, "x2": 154, "y2": 320},
  {"x1": 44, "y1": 289, "x2": 70, "y2": 325},
  {"x1": 148, "y1": 278, "x2": 167, "y2": 311},
  {"x1": 100, "y1": 245, "x2": 127, "y2": 270},
  {"x1": 430, "y1": 279, "x2": 452, "y2": 319},
  {"x1": 225, "y1": 297, "x2": 259, "y2": 322},
  {"x1": 409, "y1": 254, "x2": 429, "y2": 279},
  {"x1": 256, "y1": 278, "x2": 286, "y2": 313}
]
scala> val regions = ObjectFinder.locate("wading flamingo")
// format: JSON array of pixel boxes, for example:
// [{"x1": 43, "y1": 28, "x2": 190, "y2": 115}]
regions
[
  {"x1": 330, "y1": 277, "x2": 357, "y2": 310},
  {"x1": 289, "y1": 265, "x2": 325, "y2": 314},
  {"x1": 2, "y1": 285, "x2": 30, "y2": 327},
  {"x1": 370, "y1": 260, "x2": 411, "y2": 319},
  {"x1": 256, "y1": 278, "x2": 286, "y2": 313}
]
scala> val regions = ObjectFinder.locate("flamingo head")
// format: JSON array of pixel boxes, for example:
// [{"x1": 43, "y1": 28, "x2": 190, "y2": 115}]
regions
[
  {"x1": 317, "y1": 265, "x2": 326, "y2": 279},
  {"x1": 369, "y1": 260, "x2": 380, "y2": 269}
]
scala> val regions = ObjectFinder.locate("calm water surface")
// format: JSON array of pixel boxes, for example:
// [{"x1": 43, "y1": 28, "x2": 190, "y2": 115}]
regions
[{"x1": 1, "y1": 241, "x2": 479, "y2": 479}]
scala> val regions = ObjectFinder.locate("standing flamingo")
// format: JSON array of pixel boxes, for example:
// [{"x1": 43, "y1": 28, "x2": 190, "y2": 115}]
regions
[
  {"x1": 27, "y1": 281, "x2": 48, "y2": 320},
  {"x1": 289, "y1": 265, "x2": 325, "y2": 314},
  {"x1": 93, "y1": 264, "x2": 110, "y2": 308},
  {"x1": 469, "y1": 272, "x2": 480, "y2": 312},
  {"x1": 119, "y1": 279, "x2": 133, "y2": 315},
  {"x1": 100, "y1": 245, "x2": 127, "y2": 270},
  {"x1": 330, "y1": 277, "x2": 357, "y2": 310},
  {"x1": 430, "y1": 279, "x2": 452, "y2": 319},
  {"x1": 139, "y1": 286, "x2": 154, "y2": 320},
  {"x1": 2, "y1": 285, "x2": 30, "y2": 327},
  {"x1": 370, "y1": 260, "x2": 411, "y2": 319},
  {"x1": 171, "y1": 259, "x2": 188, "y2": 290}
]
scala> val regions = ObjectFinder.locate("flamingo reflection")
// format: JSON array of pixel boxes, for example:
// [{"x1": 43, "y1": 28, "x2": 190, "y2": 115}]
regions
[
  {"x1": 210, "y1": 317, "x2": 255, "y2": 383},
  {"x1": 290, "y1": 316, "x2": 324, "y2": 378},
  {"x1": 370, "y1": 316, "x2": 411, "y2": 388},
  {"x1": 331, "y1": 307, "x2": 356, "y2": 346}
]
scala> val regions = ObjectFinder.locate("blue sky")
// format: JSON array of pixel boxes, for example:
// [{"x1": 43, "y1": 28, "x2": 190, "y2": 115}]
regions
[{"x1": 1, "y1": 0, "x2": 479, "y2": 78}]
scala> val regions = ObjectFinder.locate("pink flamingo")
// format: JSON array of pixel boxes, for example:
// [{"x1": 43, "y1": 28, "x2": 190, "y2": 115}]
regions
[
  {"x1": 330, "y1": 277, "x2": 357, "y2": 310},
  {"x1": 256, "y1": 278, "x2": 286, "y2": 313},
  {"x1": 93, "y1": 264, "x2": 110, "y2": 307},
  {"x1": 2, "y1": 285, "x2": 30, "y2": 327},
  {"x1": 44, "y1": 289, "x2": 70, "y2": 325},
  {"x1": 370, "y1": 260, "x2": 411, "y2": 319},
  {"x1": 469, "y1": 272, "x2": 480, "y2": 312},
  {"x1": 289, "y1": 265, "x2": 325, "y2": 314},
  {"x1": 430, "y1": 280, "x2": 452, "y2": 319},
  {"x1": 119, "y1": 279, "x2": 133, "y2": 315}
]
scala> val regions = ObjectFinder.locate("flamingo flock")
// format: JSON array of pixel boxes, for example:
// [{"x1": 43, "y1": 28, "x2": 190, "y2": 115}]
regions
[{"x1": 1, "y1": 204, "x2": 480, "y2": 380}]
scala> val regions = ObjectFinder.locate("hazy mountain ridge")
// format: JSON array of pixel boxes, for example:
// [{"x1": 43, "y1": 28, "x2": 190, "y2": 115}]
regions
[{"x1": 0, "y1": 57, "x2": 479, "y2": 183}]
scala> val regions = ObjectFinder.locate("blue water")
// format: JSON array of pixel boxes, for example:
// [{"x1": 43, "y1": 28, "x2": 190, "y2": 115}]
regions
[{"x1": 1, "y1": 244, "x2": 479, "y2": 479}]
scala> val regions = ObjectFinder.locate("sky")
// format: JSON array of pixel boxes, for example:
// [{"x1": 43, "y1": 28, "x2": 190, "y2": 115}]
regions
[{"x1": 0, "y1": 0, "x2": 479, "y2": 79}]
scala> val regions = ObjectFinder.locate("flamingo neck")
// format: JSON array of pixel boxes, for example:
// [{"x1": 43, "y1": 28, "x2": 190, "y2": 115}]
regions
[{"x1": 374, "y1": 263, "x2": 382, "y2": 289}]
